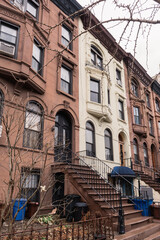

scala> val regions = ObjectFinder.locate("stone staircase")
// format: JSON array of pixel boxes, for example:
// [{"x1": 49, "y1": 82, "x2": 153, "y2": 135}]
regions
[
  {"x1": 52, "y1": 163, "x2": 160, "y2": 240},
  {"x1": 134, "y1": 170, "x2": 160, "y2": 194}
]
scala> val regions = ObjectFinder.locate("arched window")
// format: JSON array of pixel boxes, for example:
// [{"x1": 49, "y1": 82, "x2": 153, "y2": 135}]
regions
[
  {"x1": 23, "y1": 101, "x2": 43, "y2": 149},
  {"x1": 86, "y1": 121, "x2": 95, "y2": 157},
  {"x1": 91, "y1": 45, "x2": 103, "y2": 69},
  {"x1": 0, "y1": 90, "x2": 4, "y2": 124},
  {"x1": 143, "y1": 143, "x2": 149, "y2": 166},
  {"x1": 133, "y1": 139, "x2": 139, "y2": 164},
  {"x1": 155, "y1": 99, "x2": 160, "y2": 113},
  {"x1": 131, "y1": 80, "x2": 139, "y2": 97},
  {"x1": 104, "y1": 129, "x2": 113, "y2": 161}
]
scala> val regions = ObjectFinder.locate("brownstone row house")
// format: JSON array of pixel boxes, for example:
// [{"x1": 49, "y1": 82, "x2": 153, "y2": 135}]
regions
[
  {"x1": 1, "y1": 0, "x2": 160, "y2": 238},
  {"x1": 0, "y1": 0, "x2": 81, "y2": 211},
  {"x1": 124, "y1": 54, "x2": 160, "y2": 170}
]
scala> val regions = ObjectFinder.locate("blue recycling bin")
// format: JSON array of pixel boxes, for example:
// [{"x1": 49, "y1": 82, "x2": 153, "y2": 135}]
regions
[
  {"x1": 12, "y1": 199, "x2": 27, "y2": 221},
  {"x1": 132, "y1": 199, "x2": 153, "y2": 216}
]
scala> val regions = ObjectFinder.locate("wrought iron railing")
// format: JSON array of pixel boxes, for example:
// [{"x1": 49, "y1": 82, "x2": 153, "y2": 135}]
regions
[{"x1": 77, "y1": 151, "x2": 146, "y2": 201}]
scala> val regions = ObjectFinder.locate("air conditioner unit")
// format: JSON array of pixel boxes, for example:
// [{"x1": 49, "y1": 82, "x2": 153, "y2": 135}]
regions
[
  {"x1": 0, "y1": 125, "x2": 3, "y2": 137},
  {"x1": 0, "y1": 42, "x2": 15, "y2": 56},
  {"x1": 13, "y1": 0, "x2": 24, "y2": 11}
]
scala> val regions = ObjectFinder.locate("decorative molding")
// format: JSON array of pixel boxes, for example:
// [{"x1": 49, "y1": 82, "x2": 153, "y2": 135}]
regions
[{"x1": 0, "y1": 3, "x2": 25, "y2": 23}]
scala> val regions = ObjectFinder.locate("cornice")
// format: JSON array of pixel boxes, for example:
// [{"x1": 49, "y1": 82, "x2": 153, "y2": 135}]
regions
[
  {"x1": 80, "y1": 11, "x2": 126, "y2": 62},
  {"x1": 124, "y1": 53, "x2": 152, "y2": 86},
  {"x1": 50, "y1": 0, "x2": 82, "y2": 17},
  {"x1": 0, "y1": 2, "x2": 25, "y2": 23}
]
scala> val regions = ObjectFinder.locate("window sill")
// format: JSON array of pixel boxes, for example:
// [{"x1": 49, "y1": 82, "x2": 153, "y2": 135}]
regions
[
  {"x1": 115, "y1": 83, "x2": 124, "y2": 91},
  {"x1": 149, "y1": 133, "x2": 155, "y2": 138},
  {"x1": 58, "y1": 43, "x2": 76, "y2": 58},
  {"x1": 118, "y1": 118, "x2": 126, "y2": 124},
  {"x1": 57, "y1": 89, "x2": 76, "y2": 101}
]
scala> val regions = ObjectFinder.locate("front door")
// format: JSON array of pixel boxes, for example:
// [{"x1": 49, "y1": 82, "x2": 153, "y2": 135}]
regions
[
  {"x1": 54, "y1": 112, "x2": 72, "y2": 162},
  {"x1": 119, "y1": 142, "x2": 125, "y2": 166}
]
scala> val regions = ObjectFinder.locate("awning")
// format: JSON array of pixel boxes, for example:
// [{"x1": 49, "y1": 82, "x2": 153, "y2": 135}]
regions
[{"x1": 111, "y1": 166, "x2": 136, "y2": 178}]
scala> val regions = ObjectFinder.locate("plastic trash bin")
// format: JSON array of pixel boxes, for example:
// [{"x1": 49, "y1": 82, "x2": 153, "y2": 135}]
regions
[
  {"x1": 132, "y1": 199, "x2": 153, "y2": 216},
  {"x1": 74, "y1": 202, "x2": 88, "y2": 222},
  {"x1": 12, "y1": 199, "x2": 27, "y2": 221},
  {"x1": 65, "y1": 194, "x2": 81, "y2": 222}
]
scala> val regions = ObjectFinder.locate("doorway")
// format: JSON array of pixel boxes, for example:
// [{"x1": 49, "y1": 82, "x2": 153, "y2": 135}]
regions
[
  {"x1": 54, "y1": 111, "x2": 72, "y2": 162},
  {"x1": 119, "y1": 134, "x2": 125, "y2": 166}
]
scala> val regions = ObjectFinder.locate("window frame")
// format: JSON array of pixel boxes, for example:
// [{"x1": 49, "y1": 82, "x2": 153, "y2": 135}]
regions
[
  {"x1": 23, "y1": 101, "x2": 43, "y2": 150},
  {"x1": 90, "y1": 78, "x2": 101, "y2": 103},
  {"x1": 0, "y1": 90, "x2": 4, "y2": 125},
  {"x1": 91, "y1": 45, "x2": 103, "y2": 70},
  {"x1": 104, "y1": 129, "x2": 113, "y2": 161},
  {"x1": 131, "y1": 80, "x2": 139, "y2": 97},
  {"x1": 86, "y1": 121, "x2": 95, "y2": 157},
  {"x1": 155, "y1": 99, "x2": 160, "y2": 113},
  {"x1": 143, "y1": 143, "x2": 149, "y2": 167},
  {"x1": 118, "y1": 99, "x2": 124, "y2": 120},
  {"x1": 149, "y1": 118, "x2": 154, "y2": 135},
  {"x1": 61, "y1": 64, "x2": 72, "y2": 95},
  {"x1": 61, "y1": 25, "x2": 72, "y2": 50},
  {"x1": 26, "y1": 0, "x2": 39, "y2": 19},
  {"x1": 116, "y1": 69, "x2": 122, "y2": 86},
  {"x1": 0, "y1": 20, "x2": 19, "y2": 58},
  {"x1": 21, "y1": 167, "x2": 40, "y2": 203},
  {"x1": 146, "y1": 92, "x2": 151, "y2": 108},
  {"x1": 133, "y1": 106, "x2": 141, "y2": 125},
  {"x1": 133, "y1": 138, "x2": 139, "y2": 164},
  {"x1": 32, "y1": 38, "x2": 44, "y2": 76}
]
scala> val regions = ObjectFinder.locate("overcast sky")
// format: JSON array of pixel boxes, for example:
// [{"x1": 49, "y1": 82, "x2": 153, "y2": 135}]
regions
[{"x1": 77, "y1": 0, "x2": 160, "y2": 77}]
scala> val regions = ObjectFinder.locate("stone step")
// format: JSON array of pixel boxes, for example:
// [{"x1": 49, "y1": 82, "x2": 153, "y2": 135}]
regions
[
  {"x1": 114, "y1": 216, "x2": 152, "y2": 232},
  {"x1": 101, "y1": 203, "x2": 135, "y2": 211},
  {"x1": 114, "y1": 223, "x2": 160, "y2": 240},
  {"x1": 144, "y1": 231, "x2": 160, "y2": 240},
  {"x1": 88, "y1": 190, "x2": 120, "y2": 197},
  {"x1": 113, "y1": 209, "x2": 143, "y2": 220}
]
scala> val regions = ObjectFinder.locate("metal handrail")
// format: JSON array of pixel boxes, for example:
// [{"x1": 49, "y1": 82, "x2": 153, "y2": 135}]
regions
[
  {"x1": 54, "y1": 151, "x2": 122, "y2": 213},
  {"x1": 77, "y1": 151, "x2": 146, "y2": 201}
]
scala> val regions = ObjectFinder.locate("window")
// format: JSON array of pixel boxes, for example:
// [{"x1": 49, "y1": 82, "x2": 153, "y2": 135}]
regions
[
  {"x1": 104, "y1": 129, "x2": 113, "y2": 161},
  {"x1": 61, "y1": 25, "x2": 72, "y2": 50},
  {"x1": 118, "y1": 100, "x2": 124, "y2": 120},
  {"x1": 86, "y1": 121, "x2": 95, "y2": 157},
  {"x1": 32, "y1": 39, "x2": 43, "y2": 75},
  {"x1": 23, "y1": 101, "x2": 43, "y2": 149},
  {"x1": 143, "y1": 143, "x2": 149, "y2": 166},
  {"x1": 146, "y1": 93, "x2": 150, "y2": 108},
  {"x1": 116, "y1": 69, "x2": 122, "y2": 86},
  {"x1": 26, "y1": 0, "x2": 39, "y2": 18},
  {"x1": 21, "y1": 168, "x2": 40, "y2": 202},
  {"x1": 90, "y1": 79, "x2": 100, "y2": 103},
  {"x1": 61, "y1": 65, "x2": 72, "y2": 94},
  {"x1": 0, "y1": 21, "x2": 18, "y2": 58},
  {"x1": 0, "y1": 90, "x2": 4, "y2": 124},
  {"x1": 107, "y1": 89, "x2": 110, "y2": 105},
  {"x1": 131, "y1": 80, "x2": 138, "y2": 97},
  {"x1": 155, "y1": 99, "x2": 160, "y2": 113},
  {"x1": 133, "y1": 107, "x2": 141, "y2": 125},
  {"x1": 158, "y1": 121, "x2": 160, "y2": 135},
  {"x1": 133, "y1": 139, "x2": 139, "y2": 164},
  {"x1": 91, "y1": 45, "x2": 103, "y2": 69},
  {"x1": 149, "y1": 118, "x2": 154, "y2": 135},
  {"x1": 13, "y1": 0, "x2": 39, "y2": 18}
]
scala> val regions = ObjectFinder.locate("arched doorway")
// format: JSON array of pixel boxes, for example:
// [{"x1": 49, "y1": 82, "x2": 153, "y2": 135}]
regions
[
  {"x1": 151, "y1": 144, "x2": 156, "y2": 169},
  {"x1": 54, "y1": 111, "x2": 72, "y2": 162},
  {"x1": 119, "y1": 134, "x2": 125, "y2": 166}
]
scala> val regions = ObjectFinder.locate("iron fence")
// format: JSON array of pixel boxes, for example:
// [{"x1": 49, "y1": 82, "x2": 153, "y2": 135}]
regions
[{"x1": 0, "y1": 217, "x2": 114, "y2": 240}]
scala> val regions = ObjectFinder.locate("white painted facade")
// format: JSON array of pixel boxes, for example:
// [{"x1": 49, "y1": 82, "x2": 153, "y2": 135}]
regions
[{"x1": 78, "y1": 18, "x2": 131, "y2": 171}]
